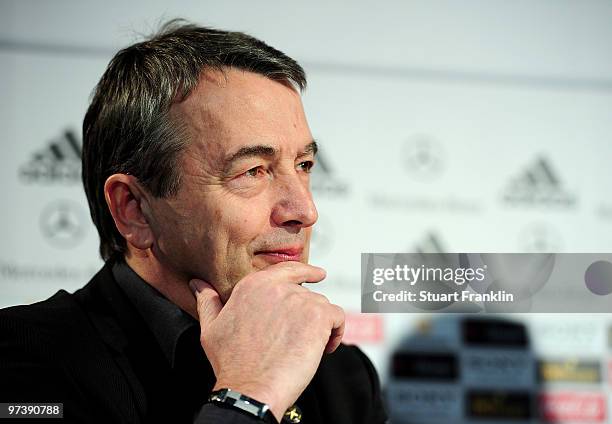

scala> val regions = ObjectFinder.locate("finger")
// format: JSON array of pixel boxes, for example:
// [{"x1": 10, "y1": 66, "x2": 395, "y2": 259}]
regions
[
  {"x1": 190, "y1": 279, "x2": 223, "y2": 327},
  {"x1": 324, "y1": 304, "x2": 345, "y2": 354},
  {"x1": 263, "y1": 261, "x2": 327, "y2": 285}
]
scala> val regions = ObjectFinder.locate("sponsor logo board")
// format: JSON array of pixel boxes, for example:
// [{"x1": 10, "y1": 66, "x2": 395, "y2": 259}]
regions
[
  {"x1": 467, "y1": 390, "x2": 532, "y2": 420},
  {"x1": 391, "y1": 352, "x2": 458, "y2": 381},
  {"x1": 386, "y1": 382, "x2": 460, "y2": 423},
  {"x1": 342, "y1": 313, "x2": 383, "y2": 344},
  {"x1": 462, "y1": 350, "x2": 534, "y2": 387},
  {"x1": 538, "y1": 359, "x2": 601, "y2": 384},
  {"x1": 462, "y1": 318, "x2": 528, "y2": 348},
  {"x1": 539, "y1": 392, "x2": 606, "y2": 423}
]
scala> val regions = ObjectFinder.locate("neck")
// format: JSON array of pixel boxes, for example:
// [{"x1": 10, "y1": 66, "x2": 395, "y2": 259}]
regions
[{"x1": 124, "y1": 249, "x2": 199, "y2": 320}]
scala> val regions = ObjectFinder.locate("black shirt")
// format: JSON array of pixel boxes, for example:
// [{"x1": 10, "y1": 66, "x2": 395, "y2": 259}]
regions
[{"x1": 112, "y1": 261, "x2": 266, "y2": 423}]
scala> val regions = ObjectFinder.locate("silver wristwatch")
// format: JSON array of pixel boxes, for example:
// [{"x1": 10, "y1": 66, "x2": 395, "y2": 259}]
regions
[{"x1": 208, "y1": 388, "x2": 277, "y2": 423}]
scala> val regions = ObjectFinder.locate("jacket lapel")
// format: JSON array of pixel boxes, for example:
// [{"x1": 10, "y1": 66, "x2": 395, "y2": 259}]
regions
[{"x1": 74, "y1": 262, "x2": 153, "y2": 423}]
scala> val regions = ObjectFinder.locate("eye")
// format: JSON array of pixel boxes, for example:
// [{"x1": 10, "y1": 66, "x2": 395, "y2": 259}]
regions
[
  {"x1": 297, "y1": 161, "x2": 314, "y2": 173},
  {"x1": 243, "y1": 166, "x2": 266, "y2": 178}
]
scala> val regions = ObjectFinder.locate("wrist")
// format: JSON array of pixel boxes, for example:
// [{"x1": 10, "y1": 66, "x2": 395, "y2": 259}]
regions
[
  {"x1": 208, "y1": 388, "x2": 279, "y2": 423},
  {"x1": 212, "y1": 381, "x2": 286, "y2": 422}
]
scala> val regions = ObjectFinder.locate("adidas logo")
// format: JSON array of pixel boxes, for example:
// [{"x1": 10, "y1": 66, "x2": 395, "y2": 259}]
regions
[
  {"x1": 502, "y1": 156, "x2": 576, "y2": 207},
  {"x1": 19, "y1": 129, "x2": 82, "y2": 184},
  {"x1": 311, "y1": 150, "x2": 349, "y2": 197},
  {"x1": 413, "y1": 231, "x2": 447, "y2": 254},
  {"x1": 412, "y1": 232, "x2": 460, "y2": 273}
]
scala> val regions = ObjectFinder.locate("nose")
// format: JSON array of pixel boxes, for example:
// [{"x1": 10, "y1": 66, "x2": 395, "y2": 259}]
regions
[{"x1": 270, "y1": 173, "x2": 318, "y2": 231}]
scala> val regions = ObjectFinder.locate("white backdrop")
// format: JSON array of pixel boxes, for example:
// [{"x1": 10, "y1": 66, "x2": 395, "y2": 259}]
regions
[{"x1": 2, "y1": 1, "x2": 612, "y2": 422}]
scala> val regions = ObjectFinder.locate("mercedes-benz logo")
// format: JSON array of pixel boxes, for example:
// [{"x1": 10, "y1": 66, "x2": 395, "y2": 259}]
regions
[
  {"x1": 402, "y1": 135, "x2": 446, "y2": 181},
  {"x1": 39, "y1": 200, "x2": 86, "y2": 248},
  {"x1": 518, "y1": 222, "x2": 563, "y2": 252}
]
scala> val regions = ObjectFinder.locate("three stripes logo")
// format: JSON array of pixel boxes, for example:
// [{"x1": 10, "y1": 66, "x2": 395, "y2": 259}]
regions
[
  {"x1": 413, "y1": 231, "x2": 447, "y2": 254},
  {"x1": 311, "y1": 149, "x2": 348, "y2": 197},
  {"x1": 19, "y1": 129, "x2": 82, "y2": 184},
  {"x1": 410, "y1": 232, "x2": 465, "y2": 311},
  {"x1": 502, "y1": 156, "x2": 576, "y2": 207}
]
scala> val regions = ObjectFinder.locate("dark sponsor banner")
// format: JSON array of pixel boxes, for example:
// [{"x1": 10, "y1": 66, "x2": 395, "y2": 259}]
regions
[
  {"x1": 391, "y1": 352, "x2": 458, "y2": 381},
  {"x1": 538, "y1": 359, "x2": 601, "y2": 384},
  {"x1": 462, "y1": 318, "x2": 528, "y2": 348},
  {"x1": 466, "y1": 390, "x2": 532, "y2": 420},
  {"x1": 386, "y1": 383, "x2": 460, "y2": 423},
  {"x1": 462, "y1": 350, "x2": 534, "y2": 387},
  {"x1": 539, "y1": 392, "x2": 606, "y2": 423}
]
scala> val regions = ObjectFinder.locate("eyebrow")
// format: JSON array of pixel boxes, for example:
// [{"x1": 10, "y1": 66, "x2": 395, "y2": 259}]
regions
[
  {"x1": 223, "y1": 140, "x2": 318, "y2": 169},
  {"x1": 298, "y1": 141, "x2": 318, "y2": 158},
  {"x1": 225, "y1": 145, "x2": 277, "y2": 164}
]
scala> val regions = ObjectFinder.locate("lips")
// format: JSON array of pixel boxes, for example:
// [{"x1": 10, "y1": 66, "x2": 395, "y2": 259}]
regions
[{"x1": 255, "y1": 247, "x2": 303, "y2": 263}]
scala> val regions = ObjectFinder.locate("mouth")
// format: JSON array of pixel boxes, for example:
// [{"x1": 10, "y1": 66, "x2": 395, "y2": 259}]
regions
[{"x1": 254, "y1": 246, "x2": 304, "y2": 263}]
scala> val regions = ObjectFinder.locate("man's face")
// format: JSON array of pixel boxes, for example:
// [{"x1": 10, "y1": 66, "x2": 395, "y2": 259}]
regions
[{"x1": 145, "y1": 68, "x2": 318, "y2": 302}]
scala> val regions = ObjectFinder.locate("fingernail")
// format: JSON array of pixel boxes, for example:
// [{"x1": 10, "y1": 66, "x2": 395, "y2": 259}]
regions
[{"x1": 189, "y1": 279, "x2": 204, "y2": 294}]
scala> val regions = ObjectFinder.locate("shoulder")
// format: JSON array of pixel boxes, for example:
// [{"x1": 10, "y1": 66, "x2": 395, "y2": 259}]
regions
[
  {"x1": 0, "y1": 289, "x2": 87, "y2": 350},
  {"x1": 0, "y1": 262, "x2": 122, "y2": 367},
  {"x1": 313, "y1": 343, "x2": 388, "y2": 423},
  {"x1": 0, "y1": 268, "x2": 131, "y2": 422},
  {"x1": 0, "y1": 287, "x2": 100, "y2": 377},
  {"x1": 318, "y1": 343, "x2": 377, "y2": 382},
  {"x1": 0, "y1": 262, "x2": 121, "y2": 352},
  {"x1": 0, "y1": 291, "x2": 89, "y2": 405}
]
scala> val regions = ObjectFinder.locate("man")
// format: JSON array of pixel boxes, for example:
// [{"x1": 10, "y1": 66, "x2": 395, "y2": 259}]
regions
[{"x1": 0, "y1": 21, "x2": 387, "y2": 423}]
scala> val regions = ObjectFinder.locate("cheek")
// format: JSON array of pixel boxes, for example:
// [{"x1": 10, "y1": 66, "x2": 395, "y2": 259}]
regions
[
  {"x1": 149, "y1": 202, "x2": 191, "y2": 251},
  {"x1": 221, "y1": 208, "x2": 266, "y2": 246},
  {"x1": 303, "y1": 228, "x2": 312, "y2": 260}
]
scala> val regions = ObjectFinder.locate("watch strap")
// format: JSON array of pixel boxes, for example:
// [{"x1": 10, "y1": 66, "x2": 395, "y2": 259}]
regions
[{"x1": 208, "y1": 389, "x2": 278, "y2": 424}]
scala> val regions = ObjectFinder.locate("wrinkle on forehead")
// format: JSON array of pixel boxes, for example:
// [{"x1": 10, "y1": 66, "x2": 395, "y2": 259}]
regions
[
  {"x1": 173, "y1": 68, "x2": 303, "y2": 132},
  {"x1": 169, "y1": 67, "x2": 310, "y2": 175}
]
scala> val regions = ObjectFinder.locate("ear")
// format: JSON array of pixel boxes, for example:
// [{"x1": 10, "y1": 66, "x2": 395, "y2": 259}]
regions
[{"x1": 104, "y1": 174, "x2": 154, "y2": 251}]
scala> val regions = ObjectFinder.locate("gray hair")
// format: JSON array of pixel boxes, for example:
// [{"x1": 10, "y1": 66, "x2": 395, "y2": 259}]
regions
[{"x1": 82, "y1": 19, "x2": 307, "y2": 260}]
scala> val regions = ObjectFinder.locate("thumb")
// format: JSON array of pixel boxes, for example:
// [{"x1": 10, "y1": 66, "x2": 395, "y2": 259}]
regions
[{"x1": 189, "y1": 279, "x2": 223, "y2": 326}]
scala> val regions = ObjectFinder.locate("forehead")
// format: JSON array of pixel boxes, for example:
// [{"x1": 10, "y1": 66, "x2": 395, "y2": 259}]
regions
[{"x1": 171, "y1": 68, "x2": 311, "y2": 159}]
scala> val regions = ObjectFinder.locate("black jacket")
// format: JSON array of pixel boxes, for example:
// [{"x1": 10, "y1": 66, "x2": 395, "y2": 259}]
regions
[{"x1": 0, "y1": 262, "x2": 387, "y2": 423}]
